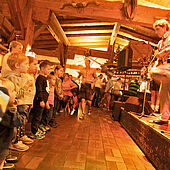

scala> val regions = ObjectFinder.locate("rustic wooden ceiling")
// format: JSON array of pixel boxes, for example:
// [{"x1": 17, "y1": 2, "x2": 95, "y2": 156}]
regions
[{"x1": 0, "y1": 0, "x2": 169, "y2": 68}]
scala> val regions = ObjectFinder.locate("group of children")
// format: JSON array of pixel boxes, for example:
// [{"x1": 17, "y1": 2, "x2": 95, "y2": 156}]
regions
[{"x1": 0, "y1": 41, "x2": 65, "y2": 169}]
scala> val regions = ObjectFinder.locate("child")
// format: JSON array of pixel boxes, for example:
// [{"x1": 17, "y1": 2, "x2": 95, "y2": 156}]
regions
[
  {"x1": 53, "y1": 65, "x2": 64, "y2": 120},
  {"x1": 41, "y1": 74, "x2": 56, "y2": 128},
  {"x1": 19, "y1": 56, "x2": 38, "y2": 144},
  {"x1": 5, "y1": 53, "x2": 30, "y2": 151},
  {"x1": 31, "y1": 60, "x2": 51, "y2": 139},
  {"x1": 1, "y1": 41, "x2": 23, "y2": 77},
  {"x1": 0, "y1": 78, "x2": 27, "y2": 170}
]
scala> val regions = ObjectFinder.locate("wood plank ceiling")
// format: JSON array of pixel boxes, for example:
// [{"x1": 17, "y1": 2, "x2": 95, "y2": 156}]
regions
[{"x1": 0, "y1": 0, "x2": 169, "y2": 69}]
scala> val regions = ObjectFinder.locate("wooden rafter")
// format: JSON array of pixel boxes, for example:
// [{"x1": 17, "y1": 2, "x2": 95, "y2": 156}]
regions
[
  {"x1": 7, "y1": 0, "x2": 25, "y2": 38},
  {"x1": 110, "y1": 23, "x2": 121, "y2": 46},
  {"x1": 34, "y1": 24, "x2": 47, "y2": 40},
  {"x1": 67, "y1": 46, "x2": 111, "y2": 59},
  {"x1": 33, "y1": 48, "x2": 59, "y2": 58},
  {"x1": 32, "y1": 0, "x2": 170, "y2": 27},
  {"x1": 47, "y1": 25, "x2": 60, "y2": 43},
  {"x1": 24, "y1": 8, "x2": 34, "y2": 50},
  {"x1": 49, "y1": 12, "x2": 70, "y2": 46}
]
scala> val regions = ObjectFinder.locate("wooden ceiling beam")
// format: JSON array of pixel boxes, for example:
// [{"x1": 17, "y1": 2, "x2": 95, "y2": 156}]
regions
[
  {"x1": 118, "y1": 30, "x2": 158, "y2": 46},
  {"x1": 70, "y1": 42, "x2": 108, "y2": 47},
  {"x1": 32, "y1": 7, "x2": 50, "y2": 24},
  {"x1": 33, "y1": 0, "x2": 170, "y2": 27},
  {"x1": 0, "y1": 25, "x2": 10, "y2": 38},
  {"x1": 7, "y1": 0, "x2": 25, "y2": 38},
  {"x1": 2, "y1": 16, "x2": 14, "y2": 33},
  {"x1": 68, "y1": 36, "x2": 110, "y2": 42},
  {"x1": 119, "y1": 27, "x2": 157, "y2": 43},
  {"x1": 47, "y1": 25, "x2": 60, "y2": 43},
  {"x1": 67, "y1": 46, "x2": 111, "y2": 59},
  {"x1": 65, "y1": 29, "x2": 113, "y2": 35},
  {"x1": 61, "y1": 21, "x2": 115, "y2": 27},
  {"x1": 121, "y1": 24, "x2": 157, "y2": 38},
  {"x1": 36, "y1": 35, "x2": 55, "y2": 41},
  {"x1": 24, "y1": 8, "x2": 34, "y2": 51},
  {"x1": 33, "y1": 48, "x2": 59, "y2": 58},
  {"x1": 33, "y1": 44, "x2": 58, "y2": 49},
  {"x1": 34, "y1": 40, "x2": 58, "y2": 45},
  {"x1": 67, "y1": 33, "x2": 111, "y2": 37},
  {"x1": 34, "y1": 24, "x2": 47, "y2": 40},
  {"x1": 49, "y1": 12, "x2": 70, "y2": 46},
  {"x1": 63, "y1": 25, "x2": 114, "y2": 31},
  {"x1": 110, "y1": 22, "x2": 121, "y2": 46}
]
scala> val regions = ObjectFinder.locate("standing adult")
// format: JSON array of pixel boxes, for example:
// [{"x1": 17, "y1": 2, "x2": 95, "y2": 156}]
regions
[
  {"x1": 1, "y1": 41, "x2": 23, "y2": 77},
  {"x1": 93, "y1": 74, "x2": 104, "y2": 108},
  {"x1": 78, "y1": 59, "x2": 97, "y2": 119},
  {"x1": 128, "y1": 79, "x2": 140, "y2": 96},
  {"x1": 150, "y1": 19, "x2": 170, "y2": 124}
]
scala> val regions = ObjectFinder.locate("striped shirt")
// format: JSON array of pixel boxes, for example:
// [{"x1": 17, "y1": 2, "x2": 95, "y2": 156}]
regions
[{"x1": 128, "y1": 80, "x2": 140, "y2": 96}]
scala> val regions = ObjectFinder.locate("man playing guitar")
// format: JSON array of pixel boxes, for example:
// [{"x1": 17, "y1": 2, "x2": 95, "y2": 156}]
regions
[{"x1": 150, "y1": 19, "x2": 170, "y2": 124}]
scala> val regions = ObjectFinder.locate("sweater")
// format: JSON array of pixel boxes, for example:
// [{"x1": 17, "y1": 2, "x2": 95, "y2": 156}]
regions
[{"x1": 35, "y1": 75, "x2": 49, "y2": 103}]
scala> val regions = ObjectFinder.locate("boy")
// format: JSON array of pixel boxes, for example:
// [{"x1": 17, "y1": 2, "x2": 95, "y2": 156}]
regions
[
  {"x1": 0, "y1": 78, "x2": 27, "y2": 170},
  {"x1": 5, "y1": 53, "x2": 30, "y2": 151},
  {"x1": 31, "y1": 60, "x2": 51, "y2": 139},
  {"x1": 18, "y1": 56, "x2": 38, "y2": 144},
  {"x1": 41, "y1": 74, "x2": 56, "y2": 128},
  {"x1": 1, "y1": 41, "x2": 23, "y2": 77}
]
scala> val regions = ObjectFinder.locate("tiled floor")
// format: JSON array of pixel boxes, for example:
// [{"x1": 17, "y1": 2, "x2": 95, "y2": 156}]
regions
[{"x1": 13, "y1": 108, "x2": 155, "y2": 170}]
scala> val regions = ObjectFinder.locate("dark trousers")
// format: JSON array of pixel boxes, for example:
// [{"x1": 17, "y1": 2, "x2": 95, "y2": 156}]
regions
[
  {"x1": 93, "y1": 87, "x2": 101, "y2": 107},
  {"x1": 13, "y1": 105, "x2": 29, "y2": 142},
  {"x1": 41, "y1": 105, "x2": 54, "y2": 126},
  {"x1": 51, "y1": 97, "x2": 61, "y2": 123},
  {"x1": 31, "y1": 100, "x2": 45, "y2": 134}
]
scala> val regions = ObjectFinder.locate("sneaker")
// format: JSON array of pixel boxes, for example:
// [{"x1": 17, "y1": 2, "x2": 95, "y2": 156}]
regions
[
  {"x1": 88, "y1": 110, "x2": 91, "y2": 115},
  {"x1": 151, "y1": 105, "x2": 155, "y2": 111},
  {"x1": 79, "y1": 116, "x2": 84, "y2": 120},
  {"x1": 149, "y1": 119, "x2": 168, "y2": 125},
  {"x1": 6, "y1": 155, "x2": 18, "y2": 163},
  {"x1": 49, "y1": 121, "x2": 57, "y2": 128},
  {"x1": 39, "y1": 124, "x2": 47, "y2": 133},
  {"x1": 3, "y1": 161, "x2": 15, "y2": 170},
  {"x1": 20, "y1": 135, "x2": 34, "y2": 144},
  {"x1": 44, "y1": 126, "x2": 51, "y2": 131},
  {"x1": 155, "y1": 105, "x2": 159, "y2": 112},
  {"x1": 10, "y1": 141, "x2": 29, "y2": 152},
  {"x1": 38, "y1": 128, "x2": 46, "y2": 135},
  {"x1": 153, "y1": 119, "x2": 168, "y2": 125},
  {"x1": 30, "y1": 132, "x2": 45, "y2": 140},
  {"x1": 70, "y1": 109, "x2": 75, "y2": 115}
]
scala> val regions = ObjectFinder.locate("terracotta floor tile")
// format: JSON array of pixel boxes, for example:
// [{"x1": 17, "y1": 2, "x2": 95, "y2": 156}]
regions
[
  {"x1": 123, "y1": 157, "x2": 136, "y2": 169},
  {"x1": 116, "y1": 162, "x2": 128, "y2": 170},
  {"x1": 25, "y1": 157, "x2": 44, "y2": 169},
  {"x1": 106, "y1": 161, "x2": 117, "y2": 170},
  {"x1": 15, "y1": 154, "x2": 33, "y2": 167},
  {"x1": 64, "y1": 161, "x2": 85, "y2": 169},
  {"x1": 12, "y1": 108, "x2": 155, "y2": 170}
]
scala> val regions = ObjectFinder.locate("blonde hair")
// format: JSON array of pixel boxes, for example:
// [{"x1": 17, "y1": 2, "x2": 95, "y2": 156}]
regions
[
  {"x1": 9, "y1": 41, "x2": 23, "y2": 52},
  {"x1": 0, "y1": 78, "x2": 14, "y2": 90},
  {"x1": 153, "y1": 19, "x2": 170, "y2": 31},
  {"x1": 28, "y1": 56, "x2": 38, "y2": 65},
  {"x1": 7, "y1": 53, "x2": 28, "y2": 70}
]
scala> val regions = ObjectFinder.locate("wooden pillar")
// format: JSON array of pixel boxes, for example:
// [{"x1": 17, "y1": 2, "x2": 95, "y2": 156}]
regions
[{"x1": 24, "y1": 8, "x2": 34, "y2": 51}]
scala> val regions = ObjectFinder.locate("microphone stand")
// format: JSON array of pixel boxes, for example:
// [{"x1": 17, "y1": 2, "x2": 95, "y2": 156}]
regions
[{"x1": 139, "y1": 54, "x2": 158, "y2": 118}]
